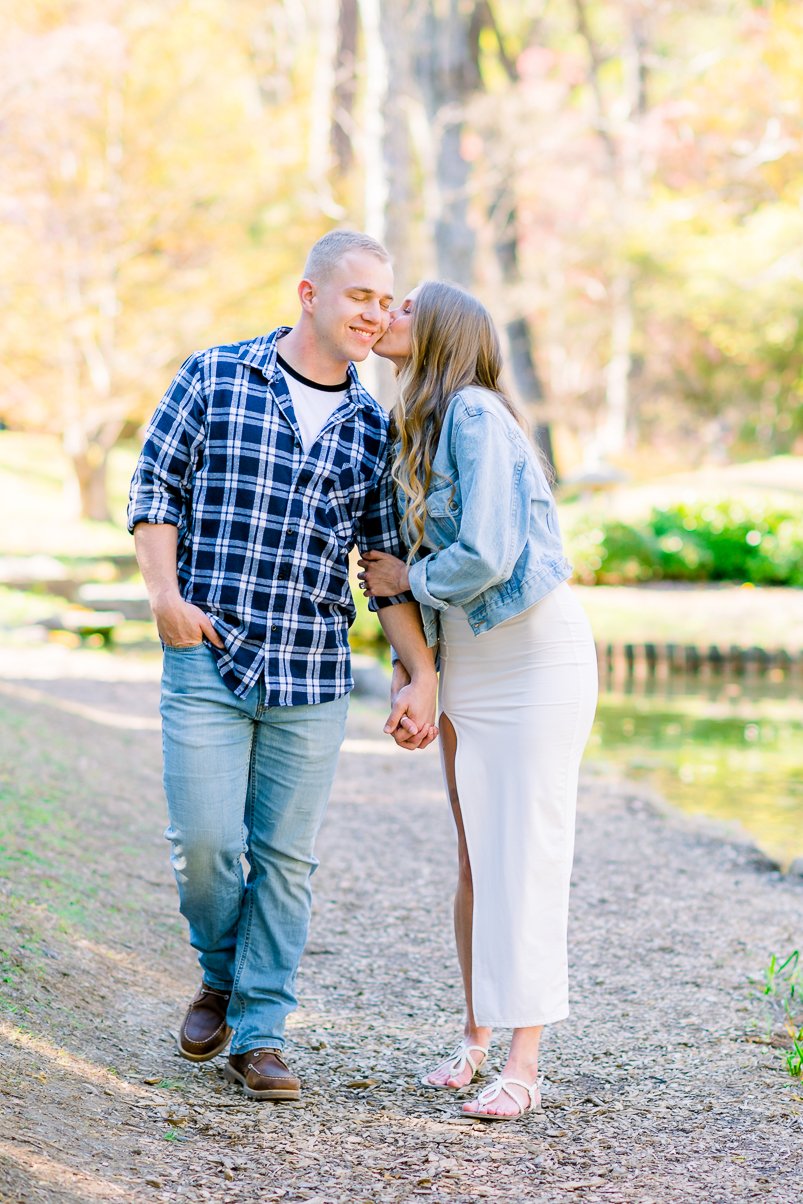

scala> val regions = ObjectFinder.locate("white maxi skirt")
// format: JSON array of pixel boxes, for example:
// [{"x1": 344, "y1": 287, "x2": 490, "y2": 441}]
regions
[{"x1": 438, "y1": 581, "x2": 598, "y2": 1028}]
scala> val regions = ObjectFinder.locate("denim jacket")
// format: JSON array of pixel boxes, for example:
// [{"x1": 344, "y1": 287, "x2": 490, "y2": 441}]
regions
[{"x1": 406, "y1": 386, "x2": 572, "y2": 647}]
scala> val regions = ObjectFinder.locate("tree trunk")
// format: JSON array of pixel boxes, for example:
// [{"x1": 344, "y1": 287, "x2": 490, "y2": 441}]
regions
[
  {"x1": 486, "y1": 1, "x2": 558, "y2": 478},
  {"x1": 378, "y1": 0, "x2": 415, "y2": 287},
  {"x1": 412, "y1": 2, "x2": 483, "y2": 284},
  {"x1": 600, "y1": 272, "x2": 633, "y2": 456},
  {"x1": 357, "y1": 0, "x2": 388, "y2": 240},
  {"x1": 65, "y1": 437, "x2": 112, "y2": 523},
  {"x1": 331, "y1": 0, "x2": 359, "y2": 174},
  {"x1": 492, "y1": 195, "x2": 557, "y2": 474},
  {"x1": 574, "y1": 0, "x2": 648, "y2": 458}
]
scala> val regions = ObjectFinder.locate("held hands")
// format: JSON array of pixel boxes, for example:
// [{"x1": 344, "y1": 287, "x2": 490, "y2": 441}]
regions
[
  {"x1": 152, "y1": 593, "x2": 225, "y2": 650},
  {"x1": 357, "y1": 550, "x2": 410, "y2": 598},
  {"x1": 383, "y1": 661, "x2": 439, "y2": 751}
]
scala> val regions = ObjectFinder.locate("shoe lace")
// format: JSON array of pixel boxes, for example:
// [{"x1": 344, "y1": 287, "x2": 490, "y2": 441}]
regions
[{"x1": 251, "y1": 1047, "x2": 287, "y2": 1069}]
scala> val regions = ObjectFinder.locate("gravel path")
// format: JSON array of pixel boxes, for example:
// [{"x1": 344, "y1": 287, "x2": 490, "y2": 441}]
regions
[{"x1": 0, "y1": 650, "x2": 801, "y2": 1203}]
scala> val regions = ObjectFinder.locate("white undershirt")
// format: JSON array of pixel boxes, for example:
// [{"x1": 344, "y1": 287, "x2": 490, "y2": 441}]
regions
[{"x1": 277, "y1": 355, "x2": 348, "y2": 453}]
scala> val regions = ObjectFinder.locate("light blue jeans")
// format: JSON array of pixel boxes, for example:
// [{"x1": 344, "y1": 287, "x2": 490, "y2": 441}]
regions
[{"x1": 160, "y1": 643, "x2": 349, "y2": 1053}]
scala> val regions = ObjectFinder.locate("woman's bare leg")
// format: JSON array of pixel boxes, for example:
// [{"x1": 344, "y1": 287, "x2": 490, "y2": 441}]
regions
[{"x1": 424, "y1": 713, "x2": 492, "y2": 1088}]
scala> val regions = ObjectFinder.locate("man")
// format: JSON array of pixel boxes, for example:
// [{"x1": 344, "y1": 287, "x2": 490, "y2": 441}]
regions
[{"x1": 128, "y1": 230, "x2": 437, "y2": 1101}]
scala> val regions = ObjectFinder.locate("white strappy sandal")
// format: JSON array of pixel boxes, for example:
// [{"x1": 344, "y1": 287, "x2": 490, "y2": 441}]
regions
[
  {"x1": 420, "y1": 1040, "x2": 489, "y2": 1089},
  {"x1": 463, "y1": 1074, "x2": 542, "y2": 1121}
]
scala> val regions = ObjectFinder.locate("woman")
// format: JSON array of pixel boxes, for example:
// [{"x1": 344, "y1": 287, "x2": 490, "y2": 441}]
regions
[{"x1": 359, "y1": 282, "x2": 598, "y2": 1121}]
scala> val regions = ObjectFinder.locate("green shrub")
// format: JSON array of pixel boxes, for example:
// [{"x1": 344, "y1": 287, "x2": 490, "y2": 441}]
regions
[
  {"x1": 567, "y1": 517, "x2": 659, "y2": 585},
  {"x1": 566, "y1": 500, "x2": 803, "y2": 585}
]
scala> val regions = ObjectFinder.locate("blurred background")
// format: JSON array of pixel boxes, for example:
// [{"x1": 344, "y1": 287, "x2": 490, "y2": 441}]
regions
[{"x1": 0, "y1": 0, "x2": 801, "y2": 864}]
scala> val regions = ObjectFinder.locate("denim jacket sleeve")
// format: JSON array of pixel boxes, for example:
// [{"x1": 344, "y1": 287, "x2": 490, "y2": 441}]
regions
[{"x1": 407, "y1": 406, "x2": 530, "y2": 611}]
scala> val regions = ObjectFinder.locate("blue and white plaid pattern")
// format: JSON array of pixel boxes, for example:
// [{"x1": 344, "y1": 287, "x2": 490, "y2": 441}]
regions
[{"x1": 128, "y1": 326, "x2": 408, "y2": 703}]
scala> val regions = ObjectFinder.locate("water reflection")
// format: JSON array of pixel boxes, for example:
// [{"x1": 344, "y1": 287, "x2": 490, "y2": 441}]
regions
[{"x1": 588, "y1": 669, "x2": 803, "y2": 869}]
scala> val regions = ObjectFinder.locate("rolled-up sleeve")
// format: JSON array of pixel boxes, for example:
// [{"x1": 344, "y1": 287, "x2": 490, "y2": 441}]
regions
[
  {"x1": 407, "y1": 410, "x2": 530, "y2": 609},
  {"x1": 127, "y1": 355, "x2": 206, "y2": 532},
  {"x1": 356, "y1": 459, "x2": 416, "y2": 611}
]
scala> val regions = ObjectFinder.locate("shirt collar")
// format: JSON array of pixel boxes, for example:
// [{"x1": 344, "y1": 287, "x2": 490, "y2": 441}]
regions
[{"x1": 238, "y1": 327, "x2": 376, "y2": 412}]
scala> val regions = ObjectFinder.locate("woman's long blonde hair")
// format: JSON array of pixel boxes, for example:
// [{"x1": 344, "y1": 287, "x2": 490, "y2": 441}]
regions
[{"x1": 391, "y1": 281, "x2": 523, "y2": 561}]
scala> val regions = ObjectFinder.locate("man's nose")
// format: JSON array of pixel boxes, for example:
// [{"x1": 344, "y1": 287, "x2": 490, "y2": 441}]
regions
[{"x1": 361, "y1": 298, "x2": 383, "y2": 325}]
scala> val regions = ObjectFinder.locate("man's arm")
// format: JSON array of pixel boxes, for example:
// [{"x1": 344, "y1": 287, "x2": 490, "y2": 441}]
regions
[
  {"x1": 353, "y1": 439, "x2": 437, "y2": 747},
  {"x1": 127, "y1": 353, "x2": 206, "y2": 532},
  {"x1": 376, "y1": 601, "x2": 438, "y2": 751},
  {"x1": 134, "y1": 523, "x2": 223, "y2": 649}
]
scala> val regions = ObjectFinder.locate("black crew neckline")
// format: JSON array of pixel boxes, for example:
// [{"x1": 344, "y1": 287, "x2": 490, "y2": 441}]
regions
[{"x1": 277, "y1": 353, "x2": 349, "y2": 393}]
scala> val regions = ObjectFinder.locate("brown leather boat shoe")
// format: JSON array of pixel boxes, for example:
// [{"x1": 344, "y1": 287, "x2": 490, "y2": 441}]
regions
[
  {"x1": 177, "y1": 982, "x2": 232, "y2": 1062},
  {"x1": 224, "y1": 1048, "x2": 301, "y2": 1100}
]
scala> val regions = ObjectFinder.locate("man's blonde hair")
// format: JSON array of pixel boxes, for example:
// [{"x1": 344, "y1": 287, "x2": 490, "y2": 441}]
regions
[{"x1": 304, "y1": 230, "x2": 391, "y2": 284}]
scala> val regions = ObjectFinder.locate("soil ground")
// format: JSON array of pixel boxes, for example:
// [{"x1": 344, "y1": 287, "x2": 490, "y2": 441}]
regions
[{"x1": 0, "y1": 646, "x2": 801, "y2": 1203}]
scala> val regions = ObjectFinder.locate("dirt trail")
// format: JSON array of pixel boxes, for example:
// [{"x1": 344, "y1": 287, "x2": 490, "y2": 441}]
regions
[{"x1": 0, "y1": 646, "x2": 801, "y2": 1203}]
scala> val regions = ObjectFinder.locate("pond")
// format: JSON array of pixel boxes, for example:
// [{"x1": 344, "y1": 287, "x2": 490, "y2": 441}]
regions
[{"x1": 587, "y1": 672, "x2": 803, "y2": 870}]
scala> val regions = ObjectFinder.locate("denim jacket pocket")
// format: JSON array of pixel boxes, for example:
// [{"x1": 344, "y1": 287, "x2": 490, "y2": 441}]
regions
[
  {"x1": 424, "y1": 482, "x2": 460, "y2": 544},
  {"x1": 426, "y1": 482, "x2": 458, "y2": 516}
]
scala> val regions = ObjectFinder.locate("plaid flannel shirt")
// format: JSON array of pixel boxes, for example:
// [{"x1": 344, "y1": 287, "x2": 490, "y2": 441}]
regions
[{"x1": 128, "y1": 326, "x2": 409, "y2": 704}]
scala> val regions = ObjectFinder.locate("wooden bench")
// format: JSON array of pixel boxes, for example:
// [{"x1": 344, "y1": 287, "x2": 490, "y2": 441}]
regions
[
  {"x1": 42, "y1": 609, "x2": 127, "y2": 645},
  {"x1": 77, "y1": 584, "x2": 152, "y2": 621}
]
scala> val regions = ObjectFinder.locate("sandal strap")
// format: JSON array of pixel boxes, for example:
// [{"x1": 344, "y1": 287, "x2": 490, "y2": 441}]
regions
[
  {"x1": 432, "y1": 1041, "x2": 488, "y2": 1078},
  {"x1": 475, "y1": 1074, "x2": 540, "y2": 1115}
]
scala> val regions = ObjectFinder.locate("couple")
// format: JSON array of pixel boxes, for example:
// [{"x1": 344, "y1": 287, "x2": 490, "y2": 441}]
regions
[{"x1": 128, "y1": 230, "x2": 597, "y2": 1123}]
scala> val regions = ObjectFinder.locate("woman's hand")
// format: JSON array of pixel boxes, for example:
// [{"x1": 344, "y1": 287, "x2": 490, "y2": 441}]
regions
[
  {"x1": 385, "y1": 660, "x2": 439, "y2": 750},
  {"x1": 357, "y1": 550, "x2": 410, "y2": 597}
]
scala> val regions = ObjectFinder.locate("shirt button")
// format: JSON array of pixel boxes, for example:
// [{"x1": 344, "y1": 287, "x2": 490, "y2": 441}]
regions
[
  {"x1": 287, "y1": 528, "x2": 296, "y2": 537},
  {"x1": 271, "y1": 624, "x2": 278, "y2": 632}
]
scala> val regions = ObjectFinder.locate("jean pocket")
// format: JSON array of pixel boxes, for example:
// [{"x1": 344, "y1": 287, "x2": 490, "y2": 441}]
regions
[{"x1": 163, "y1": 641, "x2": 205, "y2": 653}]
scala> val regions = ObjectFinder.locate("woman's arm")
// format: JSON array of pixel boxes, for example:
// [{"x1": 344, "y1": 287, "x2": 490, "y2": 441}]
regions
[
  {"x1": 376, "y1": 601, "x2": 438, "y2": 750},
  {"x1": 360, "y1": 408, "x2": 531, "y2": 609},
  {"x1": 408, "y1": 409, "x2": 530, "y2": 609}
]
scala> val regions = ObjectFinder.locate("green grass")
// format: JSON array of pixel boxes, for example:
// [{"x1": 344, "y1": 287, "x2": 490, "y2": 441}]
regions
[
  {"x1": 757, "y1": 951, "x2": 803, "y2": 1078},
  {"x1": 574, "y1": 583, "x2": 803, "y2": 651},
  {"x1": 0, "y1": 431, "x2": 135, "y2": 557},
  {"x1": 0, "y1": 705, "x2": 136, "y2": 936},
  {"x1": 558, "y1": 454, "x2": 803, "y2": 514}
]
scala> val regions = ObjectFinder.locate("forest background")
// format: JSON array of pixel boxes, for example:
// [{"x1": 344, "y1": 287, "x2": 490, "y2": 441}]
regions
[{"x1": 1, "y1": 0, "x2": 801, "y2": 524}]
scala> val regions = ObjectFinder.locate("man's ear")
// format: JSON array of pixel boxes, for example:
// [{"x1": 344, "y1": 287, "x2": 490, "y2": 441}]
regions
[{"x1": 298, "y1": 277, "x2": 316, "y2": 313}]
